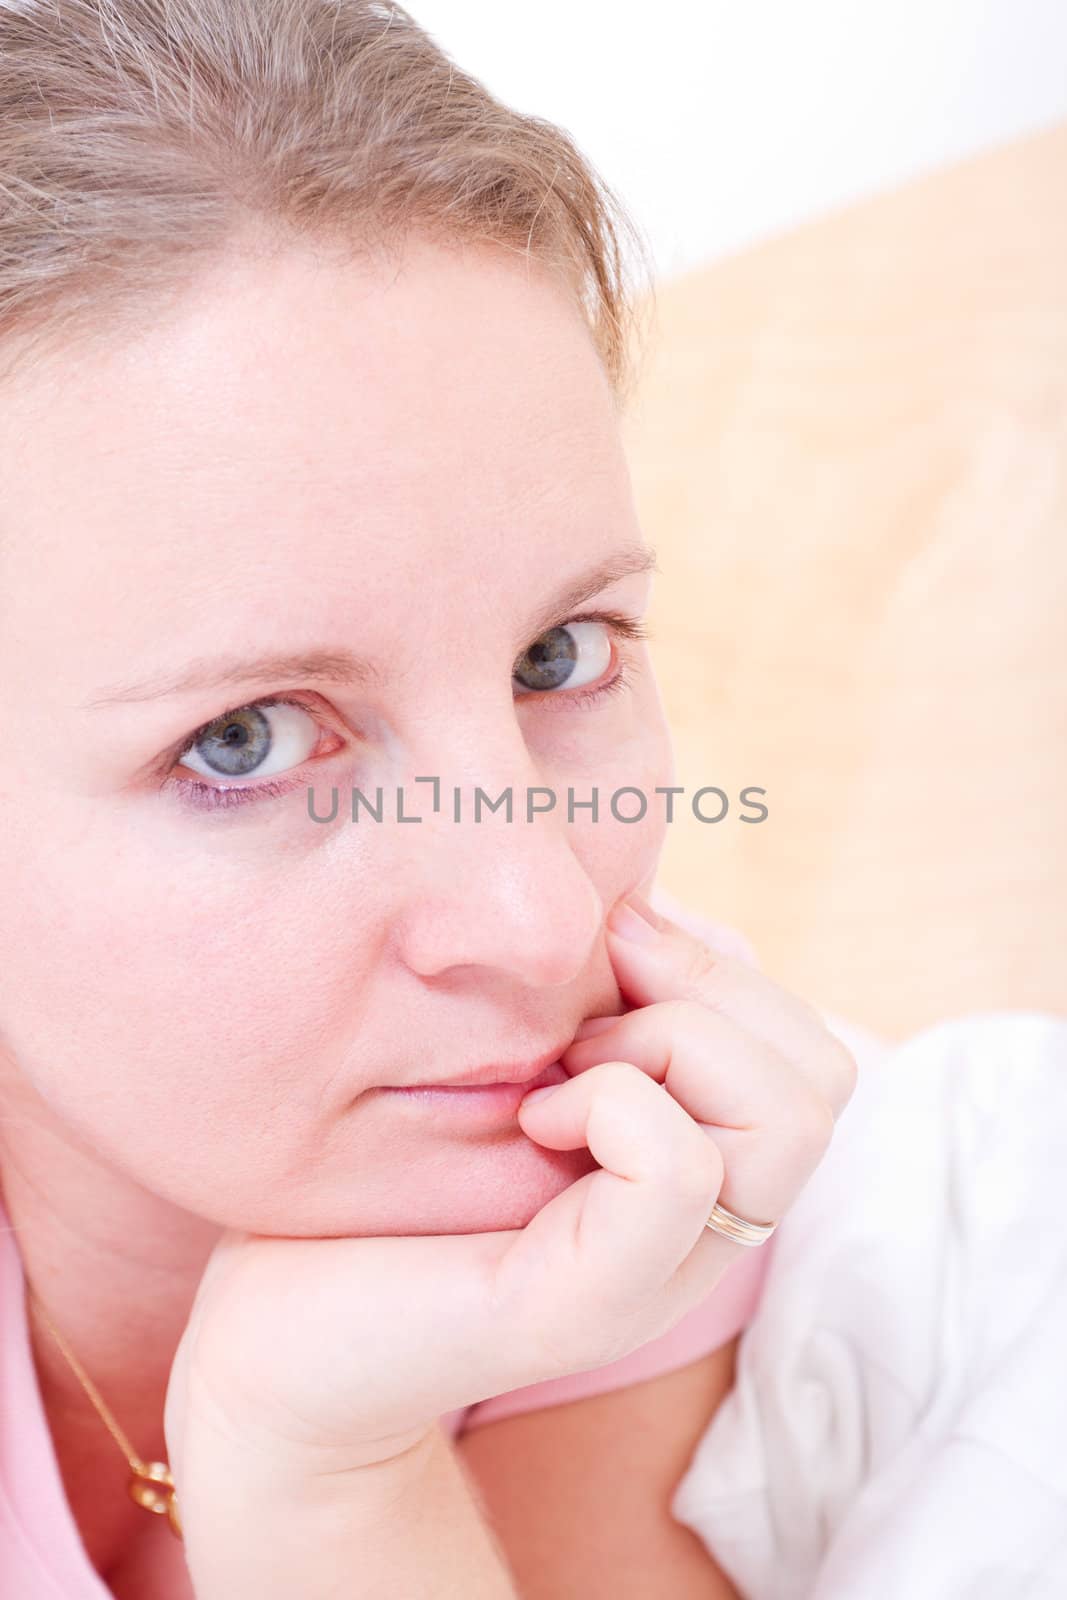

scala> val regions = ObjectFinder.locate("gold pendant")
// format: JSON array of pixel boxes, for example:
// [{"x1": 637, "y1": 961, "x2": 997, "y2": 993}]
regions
[
  {"x1": 167, "y1": 1489, "x2": 183, "y2": 1539},
  {"x1": 128, "y1": 1461, "x2": 184, "y2": 1539}
]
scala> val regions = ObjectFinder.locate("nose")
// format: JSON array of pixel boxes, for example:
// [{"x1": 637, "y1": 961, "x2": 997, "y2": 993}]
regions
[{"x1": 392, "y1": 747, "x2": 605, "y2": 988}]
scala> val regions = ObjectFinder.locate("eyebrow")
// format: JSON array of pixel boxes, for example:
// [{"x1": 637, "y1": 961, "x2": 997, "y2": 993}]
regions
[{"x1": 80, "y1": 541, "x2": 660, "y2": 709}]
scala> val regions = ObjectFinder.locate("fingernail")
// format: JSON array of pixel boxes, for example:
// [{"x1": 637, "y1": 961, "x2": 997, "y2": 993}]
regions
[
  {"x1": 521, "y1": 1083, "x2": 563, "y2": 1105},
  {"x1": 607, "y1": 893, "x2": 662, "y2": 945}
]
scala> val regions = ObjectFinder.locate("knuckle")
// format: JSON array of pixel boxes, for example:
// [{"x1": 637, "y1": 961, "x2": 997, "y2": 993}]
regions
[
  {"x1": 672, "y1": 1143, "x2": 723, "y2": 1206},
  {"x1": 656, "y1": 996, "x2": 716, "y2": 1052},
  {"x1": 673, "y1": 996, "x2": 714, "y2": 1036},
  {"x1": 825, "y1": 1035, "x2": 860, "y2": 1110},
  {"x1": 798, "y1": 1088, "x2": 837, "y2": 1155},
  {"x1": 766, "y1": 1090, "x2": 836, "y2": 1190},
  {"x1": 678, "y1": 937, "x2": 730, "y2": 997},
  {"x1": 596, "y1": 1058, "x2": 643, "y2": 1094},
  {"x1": 796, "y1": 1014, "x2": 860, "y2": 1106}
]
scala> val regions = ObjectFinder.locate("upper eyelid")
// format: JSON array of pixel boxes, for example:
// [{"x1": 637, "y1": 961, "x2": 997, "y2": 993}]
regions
[
  {"x1": 541, "y1": 607, "x2": 649, "y2": 638},
  {"x1": 514, "y1": 607, "x2": 648, "y2": 657}
]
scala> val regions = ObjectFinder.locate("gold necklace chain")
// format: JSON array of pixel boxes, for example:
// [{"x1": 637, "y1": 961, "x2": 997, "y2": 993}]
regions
[{"x1": 25, "y1": 1284, "x2": 183, "y2": 1540}]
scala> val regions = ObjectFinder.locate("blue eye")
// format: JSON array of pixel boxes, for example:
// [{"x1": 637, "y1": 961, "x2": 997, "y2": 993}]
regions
[
  {"x1": 178, "y1": 698, "x2": 321, "y2": 781},
  {"x1": 513, "y1": 619, "x2": 614, "y2": 693}
]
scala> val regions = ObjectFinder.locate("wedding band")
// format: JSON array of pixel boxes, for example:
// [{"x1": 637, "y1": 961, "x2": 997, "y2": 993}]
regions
[{"x1": 705, "y1": 1200, "x2": 777, "y2": 1247}]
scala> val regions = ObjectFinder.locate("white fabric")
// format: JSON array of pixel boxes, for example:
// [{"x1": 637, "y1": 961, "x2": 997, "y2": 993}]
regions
[{"x1": 671, "y1": 1009, "x2": 1067, "y2": 1599}]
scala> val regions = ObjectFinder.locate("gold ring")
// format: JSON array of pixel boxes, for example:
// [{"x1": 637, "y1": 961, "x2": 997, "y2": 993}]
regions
[{"x1": 705, "y1": 1200, "x2": 777, "y2": 1247}]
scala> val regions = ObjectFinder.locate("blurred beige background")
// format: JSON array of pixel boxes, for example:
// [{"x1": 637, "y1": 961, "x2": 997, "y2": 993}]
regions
[{"x1": 623, "y1": 122, "x2": 1067, "y2": 1041}]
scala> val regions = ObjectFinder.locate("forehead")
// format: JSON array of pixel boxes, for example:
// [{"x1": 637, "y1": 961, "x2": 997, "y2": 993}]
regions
[
  {"x1": 0, "y1": 237, "x2": 635, "y2": 699},
  {"x1": 2, "y1": 233, "x2": 616, "y2": 515}
]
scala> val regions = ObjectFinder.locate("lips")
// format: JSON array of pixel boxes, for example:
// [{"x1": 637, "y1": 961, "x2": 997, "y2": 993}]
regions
[
  {"x1": 394, "y1": 1039, "x2": 573, "y2": 1090},
  {"x1": 424, "y1": 1058, "x2": 567, "y2": 1093},
  {"x1": 382, "y1": 1058, "x2": 570, "y2": 1123}
]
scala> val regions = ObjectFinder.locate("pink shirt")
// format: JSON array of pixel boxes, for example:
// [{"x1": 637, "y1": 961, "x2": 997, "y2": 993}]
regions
[{"x1": 0, "y1": 892, "x2": 771, "y2": 1595}]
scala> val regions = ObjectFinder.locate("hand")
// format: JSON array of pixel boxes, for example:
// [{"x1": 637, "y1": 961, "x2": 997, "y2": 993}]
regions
[
  {"x1": 514, "y1": 889, "x2": 858, "y2": 1332},
  {"x1": 164, "y1": 889, "x2": 856, "y2": 1508}
]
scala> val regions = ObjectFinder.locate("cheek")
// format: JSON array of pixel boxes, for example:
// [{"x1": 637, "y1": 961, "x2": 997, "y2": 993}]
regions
[
  {"x1": 563, "y1": 700, "x2": 674, "y2": 890},
  {"x1": 0, "y1": 824, "x2": 379, "y2": 1186}
]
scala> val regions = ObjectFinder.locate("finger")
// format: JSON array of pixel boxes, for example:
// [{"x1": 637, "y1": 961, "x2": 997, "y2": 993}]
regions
[
  {"x1": 603, "y1": 890, "x2": 858, "y2": 1118},
  {"x1": 561, "y1": 1000, "x2": 832, "y2": 1222},
  {"x1": 647, "y1": 888, "x2": 762, "y2": 970},
  {"x1": 512, "y1": 1061, "x2": 729, "y2": 1317}
]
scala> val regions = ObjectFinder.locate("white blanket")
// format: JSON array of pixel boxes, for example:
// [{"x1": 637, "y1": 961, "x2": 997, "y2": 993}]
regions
[{"x1": 671, "y1": 1010, "x2": 1067, "y2": 1599}]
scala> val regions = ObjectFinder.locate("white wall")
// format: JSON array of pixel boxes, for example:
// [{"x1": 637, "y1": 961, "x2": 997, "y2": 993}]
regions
[{"x1": 409, "y1": 0, "x2": 1067, "y2": 277}]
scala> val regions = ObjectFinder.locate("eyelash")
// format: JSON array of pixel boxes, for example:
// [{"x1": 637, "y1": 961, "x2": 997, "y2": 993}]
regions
[{"x1": 162, "y1": 609, "x2": 651, "y2": 814}]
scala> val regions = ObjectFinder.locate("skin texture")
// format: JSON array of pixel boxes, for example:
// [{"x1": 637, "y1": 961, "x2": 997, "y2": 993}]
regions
[
  {"x1": 0, "y1": 234, "x2": 675, "y2": 1578},
  {"x1": 154, "y1": 876, "x2": 855, "y2": 1597}
]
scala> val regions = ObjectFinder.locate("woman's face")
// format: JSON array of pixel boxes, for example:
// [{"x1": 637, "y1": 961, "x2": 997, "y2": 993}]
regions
[{"x1": 0, "y1": 236, "x2": 673, "y2": 1237}]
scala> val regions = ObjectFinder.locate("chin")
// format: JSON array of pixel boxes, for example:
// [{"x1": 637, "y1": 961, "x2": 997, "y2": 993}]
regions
[
  {"x1": 222, "y1": 1133, "x2": 599, "y2": 1239},
  {"x1": 338, "y1": 1139, "x2": 600, "y2": 1238}
]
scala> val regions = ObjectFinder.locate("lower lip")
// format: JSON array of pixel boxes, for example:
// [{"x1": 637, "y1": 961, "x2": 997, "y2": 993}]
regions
[{"x1": 383, "y1": 1059, "x2": 569, "y2": 1122}]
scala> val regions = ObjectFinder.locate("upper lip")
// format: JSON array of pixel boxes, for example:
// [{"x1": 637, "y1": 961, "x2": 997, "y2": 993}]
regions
[{"x1": 397, "y1": 1039, "x2": 572, "y2": 1089}]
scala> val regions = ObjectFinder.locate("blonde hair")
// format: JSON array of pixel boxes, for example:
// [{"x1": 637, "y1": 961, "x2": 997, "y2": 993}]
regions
[{"x1": 0, "y1": 0, "x2": 651, "y2": 397}]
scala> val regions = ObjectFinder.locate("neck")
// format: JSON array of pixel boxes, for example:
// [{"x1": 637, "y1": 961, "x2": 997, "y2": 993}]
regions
[
  {"x1": 0, "y1": 1094, "x2": 220, "y2": 1580},
  {"x1": 0, "y1": 1096, "x2": 221, "y2": 1556}
]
